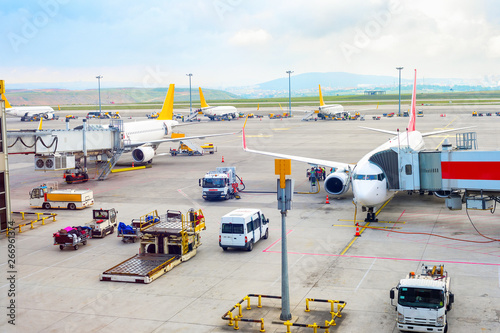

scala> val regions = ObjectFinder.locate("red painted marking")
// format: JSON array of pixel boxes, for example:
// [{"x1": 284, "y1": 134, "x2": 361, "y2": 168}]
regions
[
  {"x1": 441, "y1": 161, "x2": 500, "y2": 180},
  {"x1": 387, "y1": 209, "x2": 406, "y2": 237},
  {"x1": 263, "y1": 250, "x2": 500, "y2": 266},
  {"x1": 262, "y1": 229, "x2": 293, "y2": 252}
]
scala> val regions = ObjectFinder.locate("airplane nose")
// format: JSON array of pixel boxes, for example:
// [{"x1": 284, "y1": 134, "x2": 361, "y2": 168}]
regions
[{"x1": 353, "y1": 180, "x2": 387, "y2": 207}]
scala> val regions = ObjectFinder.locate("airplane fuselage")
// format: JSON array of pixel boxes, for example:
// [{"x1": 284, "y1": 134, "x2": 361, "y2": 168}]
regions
[
  {"x1": 7, "y1": 106, "x2": 55, "y2": 117},
  {"x1": 201, "y1": 105, "x2": 238, "y2": 119},
  {"x1": 318, "y1": 104, "x2": 344, "y2": 117},
  {"x1": 122, "y1": 119, "x2": 178, "y2": 146},
  {"x1": 352, "y1": 131, "x2": 424, "y2": 207}
]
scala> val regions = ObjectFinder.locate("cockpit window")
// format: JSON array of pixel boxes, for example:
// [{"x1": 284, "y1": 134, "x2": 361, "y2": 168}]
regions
[{"x1": 353, "y1": 173, "x2": 386, "y2": 181}]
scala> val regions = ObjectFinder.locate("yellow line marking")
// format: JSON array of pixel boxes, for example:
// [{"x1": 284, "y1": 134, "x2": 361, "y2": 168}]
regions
[
  {"x1": 338, "y1": 218, "x2": 405, "y2": 224},
  {"x1": 272, "y1": 128, "x2": 290, "y2": 131},
  {"x1": 339, "y1": 197, "x2": 394, "y2": 256},
  {"x1": 434, "y1": 117, "x2": 458, "y2": 149}
]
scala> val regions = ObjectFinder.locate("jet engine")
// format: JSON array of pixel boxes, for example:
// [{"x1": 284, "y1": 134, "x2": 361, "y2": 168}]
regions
[
  {"x1": 324, "y1": 172, "x2": 350, "y2": 195},
  {"x1": 131, "y1": 146, "x2": 155, "y2": 163}
]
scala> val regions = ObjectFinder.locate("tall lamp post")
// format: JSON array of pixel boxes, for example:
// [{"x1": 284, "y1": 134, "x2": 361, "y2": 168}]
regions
[
  {"x1": 286, "y1": 70, "x2": 293, "y2": 116},
  {"x1": 96, "y1": 75, "x2": 103, "y2": 114},
  {"x1": 396, "y1": 67, "x2": 403, "y2": 117},
  {"x1": 186, "y1": 73, "x2": 193, "y2": 114}
]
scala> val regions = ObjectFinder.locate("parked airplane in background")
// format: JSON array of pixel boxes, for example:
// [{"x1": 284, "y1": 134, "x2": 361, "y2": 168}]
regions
[
  {"x1": 1, "y1": 93, "x2": 58, "y2": 120},
  {"x1": 198, "y1": 87, "x2": 238, "y2": 121},
  {"x1": 243, "y1": 70, "x2": 470, "y2": 221},
  {"x1": 123, "y1": 84, "x2": 237, "y2": 163}
]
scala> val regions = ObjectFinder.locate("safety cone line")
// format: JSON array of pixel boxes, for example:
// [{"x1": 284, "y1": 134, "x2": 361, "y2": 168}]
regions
[
  {"x1": 325, "y1": 195, "x2": 330, "y2": 204},
  {"x1": 355, "y1": 223, "x2": 361, "y2": 237},
  {"x1": 221, "y1": 156, "x2": 225, "y2": 163}
]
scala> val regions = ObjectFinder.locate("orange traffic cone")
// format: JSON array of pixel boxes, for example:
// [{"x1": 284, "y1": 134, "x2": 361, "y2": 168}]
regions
[
  {"x1": 221, "y1": 156, "x2": 225, "y2": 163},
  {"x1": 132, "y1": 162, "x2": 135, "y2": 168},
  {"x1": 325, "y1": 195, "x2": 330, "y2": 204},
  {"x1": 355, "y1": 223, "x2": 361, "y2": 237}
]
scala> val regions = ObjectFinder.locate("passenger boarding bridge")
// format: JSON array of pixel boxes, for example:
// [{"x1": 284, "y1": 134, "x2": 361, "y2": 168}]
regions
[
  {"x1": 7, "y1": 118, "x2": 124, "y2": 181},
  {"x1": 369, "y1": 133, "x2": 500, "y2": 211}
]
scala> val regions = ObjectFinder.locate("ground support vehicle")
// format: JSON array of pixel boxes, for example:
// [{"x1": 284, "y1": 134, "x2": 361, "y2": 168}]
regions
[
  {"x1": 101, "y1": 209, "x2": 205, "y2": 283},
  {"x1": 169, "y1": 140, "x2": 205, "y2": 156},
  {"x1": 200, "y1": 166, "x2": 242, "y2": 200},
  {"x1": 219, "y1": 208, "x2": 269, "y2": 251},
  {"x1": 390, "y1": 264, "x2": 454, "y2": 333},
  {"x1": 30, "y1": 184, "x2": 94, "y2": 210},
  {"x1": 87, "y1": 208, "x2": 118, "y2": 238},
  {"x1": 53, "y1": 226, "x2": 91, "y2": 250},
  {"x1": 117, "y1": 214, "x2": 160, "y2": 243},
  {"x1": 63, "y1": 167, "x2": 89, "y2": 184}
]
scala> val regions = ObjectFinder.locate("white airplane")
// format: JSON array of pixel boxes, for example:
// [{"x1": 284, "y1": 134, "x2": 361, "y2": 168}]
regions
[
  {"x1": 197, "y1": 87, "x2": 238, "y2": 121},
  {"x1": 1, "y1": 93, "x2": 58, "y2": 120},
  {"x1": 122, "y1": 84, "x2": 237, "y2": 163},
  {"x1": 243, "y1": 69, "x2": 471, "y2": 221}
]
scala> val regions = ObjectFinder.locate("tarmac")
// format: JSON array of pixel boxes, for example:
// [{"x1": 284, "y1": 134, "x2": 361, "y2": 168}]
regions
[{"x1": 1, "y1": 104, "x2": 499, "y2": 332}]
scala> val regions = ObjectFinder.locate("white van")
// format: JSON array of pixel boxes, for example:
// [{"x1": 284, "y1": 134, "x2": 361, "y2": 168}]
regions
[{"x1": 219, "y1": 208, "x2": 269, "y2": 251}]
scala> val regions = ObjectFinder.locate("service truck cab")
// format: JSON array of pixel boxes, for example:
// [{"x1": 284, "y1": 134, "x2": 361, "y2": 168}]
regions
[
  {"x1": 390, "y1": 264, "x2": 454, "y2": 333},
  {"x1": 219, "y1": 208, "x2": 269, "y2": 251},
  {"x1": 87, "y1": 208, "x2": 118, "y2": 238},
  {"x1": 200, "y1": 166, "x2": 239, "y2": 200}
]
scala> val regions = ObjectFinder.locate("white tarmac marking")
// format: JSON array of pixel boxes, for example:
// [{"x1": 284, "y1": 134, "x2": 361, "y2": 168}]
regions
[{"x1": 355, "y1": 258, "x2": 376, "y2": 292}]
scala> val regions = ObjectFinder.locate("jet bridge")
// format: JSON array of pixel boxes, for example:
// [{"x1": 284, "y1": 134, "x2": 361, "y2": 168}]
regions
[
  {"x1": 368, "y1": 133, "x2": 500, "y2": 211},
  {"x1": 7, "y1": 119, "x2": 124, "y2": 180}
]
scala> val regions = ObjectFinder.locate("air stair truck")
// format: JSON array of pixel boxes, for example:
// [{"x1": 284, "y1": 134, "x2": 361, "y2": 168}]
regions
[
  {"x1": 200, "y1": 167, "x2": 241, "y2": 200},
  {"x1": 390, "y1": 264, "x2": 454, "y2": 333},
  {"x1": 101, "y1": 209, "x2": 205, "y2": 283},
  {"x1": 30, "y1": 183, "x2": 94, "y2": 210}
]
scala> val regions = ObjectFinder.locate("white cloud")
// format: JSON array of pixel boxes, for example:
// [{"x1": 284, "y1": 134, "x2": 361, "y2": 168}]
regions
[{"x1": 229, "y1": 29, "x2": 272, "y2": 46}]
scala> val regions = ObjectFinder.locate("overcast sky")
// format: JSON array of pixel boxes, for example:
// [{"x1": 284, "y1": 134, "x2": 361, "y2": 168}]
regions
[{"x1": 2, "y1": 0, "x2": 500, "y2": 89}]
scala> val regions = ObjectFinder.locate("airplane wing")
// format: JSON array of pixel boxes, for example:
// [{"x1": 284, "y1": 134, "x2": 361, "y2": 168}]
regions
[
  {"x1": 421, "y1": 126, "x2": 476, "y2": 137},
  {"x1": 359, "y1": 126, "x2": 399, "y2": 135},
  {"x1": 242, "y1": 118, "x2": 353, "y2": 171},
  {"x1": 125, "y1": 130, "x2": 241, "y2": 148}
]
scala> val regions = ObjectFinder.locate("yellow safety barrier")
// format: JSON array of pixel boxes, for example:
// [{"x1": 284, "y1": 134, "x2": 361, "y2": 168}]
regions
[
  {"x1": 221, "y1": 294, "x2": 273, "y2": 332},
  {"x1": 8, "y1": 212, "x2": 57, "y2": 233}
]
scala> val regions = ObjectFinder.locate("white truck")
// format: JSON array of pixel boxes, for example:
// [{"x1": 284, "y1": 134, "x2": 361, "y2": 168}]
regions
[
  {"x1": 199, "y1": 166, "x2": 240, "y2": 200},
  {"x1": 390, "y1": 264, "x2": 454, "y2": 333},
  {"x1": 29, "y1": 184, "x2": 94, "y2": 210}
]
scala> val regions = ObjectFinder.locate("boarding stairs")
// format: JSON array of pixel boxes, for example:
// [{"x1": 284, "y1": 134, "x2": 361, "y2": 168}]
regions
[
  {"x1": 98, "y1": 119, "x2": 125, "y2": 180},
  {"x1": 180, "y1": 140, "x2": 204, "y2": 155},
  {"x1": 302, "y1": 111, "x2": 317, "y2": 121},
  {"x1": 186, "y1": 112, "x2": 198, "y2": 122}
]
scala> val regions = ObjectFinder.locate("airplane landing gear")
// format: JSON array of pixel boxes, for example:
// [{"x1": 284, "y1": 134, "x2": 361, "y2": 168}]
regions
[{"x1": 365, "y1": 207, "x2": 378, "y2": 222}]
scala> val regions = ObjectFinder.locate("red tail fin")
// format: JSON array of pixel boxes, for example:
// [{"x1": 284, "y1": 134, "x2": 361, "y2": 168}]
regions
[{"x1": 408, "y1": 69, "x2": 417, "y2": 132}]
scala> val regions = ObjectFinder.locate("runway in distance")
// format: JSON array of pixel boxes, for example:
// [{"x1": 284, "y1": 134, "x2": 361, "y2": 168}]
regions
[
  {"x1": 197, "y1": 87, "x2": 238, "y2": 121},
  {"x1": 1, "y1": 93, "x2": 58, "y2": 120},
  {"x1": 243, "y1": 69, "x2": 471, "y2": 221},
  {"x1": 121, "y1": 84, "x2": 238, "y2": 163}
]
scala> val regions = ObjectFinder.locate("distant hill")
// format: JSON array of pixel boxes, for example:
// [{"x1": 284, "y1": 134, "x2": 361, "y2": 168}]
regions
[
  {"x1": 3, "y1": 87, "x2": 239, "y2": 106},
  {"x1": 256, "y1": 72, "x2": 401, "y2": 91}
]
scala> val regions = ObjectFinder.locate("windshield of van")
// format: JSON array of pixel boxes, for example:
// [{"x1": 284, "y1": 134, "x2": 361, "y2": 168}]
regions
[
  {"x1": 221, "y1": 224, "x2": 244, "y2": 234},
  {"x1": 398, "y1": 287, "x2": 444, "y2": 309}
]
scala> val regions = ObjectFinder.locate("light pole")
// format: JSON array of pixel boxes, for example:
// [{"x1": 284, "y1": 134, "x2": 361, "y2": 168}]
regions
[
  {"x1": 396, "y1": 67, "x2": 403, "y2": 117},
  {"x1": 286, "y1": 70, "x2": 293, "y2": 116},
  {"x1": 186, "y1": 73, "x2": 193, "y2": 114},
  {"x1": 96, "y1": 75, "x2": 103, "y2": 114}
]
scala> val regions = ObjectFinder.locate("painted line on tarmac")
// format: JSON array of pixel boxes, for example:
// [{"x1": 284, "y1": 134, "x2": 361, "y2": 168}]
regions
[
  {"x1": 262, "y1": 229, "x2": 293, "y2": 253},
  {"x1": 263, "y1": 249, "x2": 500, "y2": 267},
  {"x1": 355, "y1": 258, "x2": 376, "y2": 292}
]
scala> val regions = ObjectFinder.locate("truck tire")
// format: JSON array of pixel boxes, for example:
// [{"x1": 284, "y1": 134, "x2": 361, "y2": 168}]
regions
[
  {"x1": 59, "y1": 245, "x2": 64, "y2": 250},
  {"x1": 68, "y1": 203, "x2": 76, "y2": 210},
  {"x1": 263, "y1": 229, "x2": 269, "y2": 239},
  {"x1": 65, "y1": 175, "x2": 73, "y2": 184},
  {"x1": 247, "y1": 241, "x2": 253, "y2": 251},
  {"x1": 74, "y1": 244, "x2": 79, "y2": 250},
  {"x1": 222, "y1": 247, "x2": 227, "y2": 251},
  {"x1": 110, "y1": 226, "x2": 114, "y2": 235},
  {"x1": 225, "y1": 193, "x2": 230, "y2": 200},
  {"x1": 43, "y1": 202, "x2": 51, "y2": 209},
  {"x1": 83, "y1": 240, "x2": 87, "y2": 245}
]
